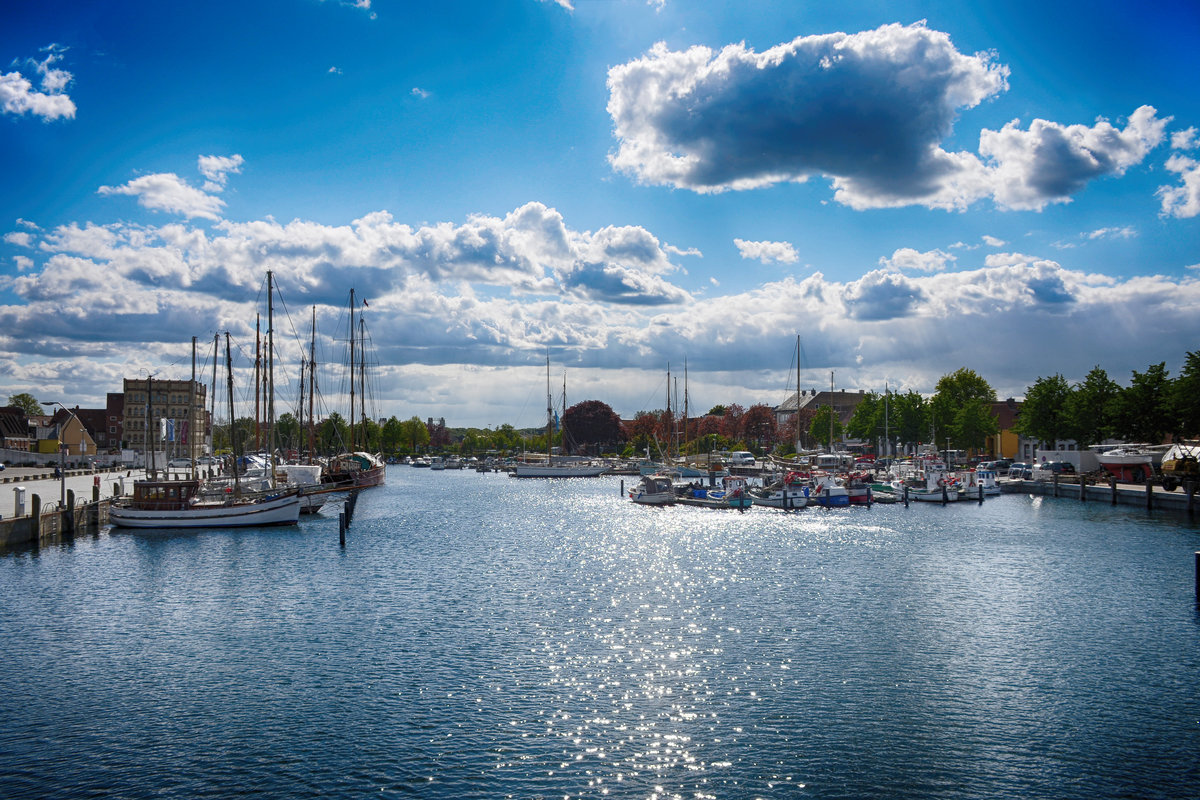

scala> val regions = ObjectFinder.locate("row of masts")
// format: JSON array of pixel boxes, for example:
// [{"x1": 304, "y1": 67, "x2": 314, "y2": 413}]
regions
[{"x1": 153, "y1": 274, "x2": 369, "y2": 493}]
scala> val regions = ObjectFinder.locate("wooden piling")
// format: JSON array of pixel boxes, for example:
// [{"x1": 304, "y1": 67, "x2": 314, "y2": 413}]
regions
[
  {"x1": 339, "y1": 511, "x2": 346, "y2": 546},
  {"x1": 1146, "y1": 477, "x2": 1153, "y2": 511},
  {"x1": 1187, "y1": 480, "x2": 1196, "y2": 517},
  {"x1": 1053, "y1": 473, "x2": 1059, "y2": 498},
  {"x1": 977, "y1": 483, "x2": 983, "y2": 505},
  {"x1": 1195, "y1": 552, "x2": 1200, "y2": 602},
  {"x1": 1110, "y1": 476, "x2": 1118, "y2": 506},
  {"x1": 66, "y1": 490, "x2": 75, "y2": 536},
  {"x1": 620, "y1": 479, "x2": 624, "y2": 497},
  {"x1": 1080, "y1": 475, "x2": 1086, "y2": 502},
  {"x1": 903, "y1": 484, "x2": 909, "y2": 508}
]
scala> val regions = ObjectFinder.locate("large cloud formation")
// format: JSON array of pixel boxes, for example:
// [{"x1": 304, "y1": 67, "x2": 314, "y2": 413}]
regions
[{"x1": 607, "y1": 23, "x2": 1167, "y2": 211}]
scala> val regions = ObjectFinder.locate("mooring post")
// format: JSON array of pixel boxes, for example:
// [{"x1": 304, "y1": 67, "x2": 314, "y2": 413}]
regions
[
  {"x1": 620, "y1": 479, "x2": 624, "y2": 497},
  {"x1": 1146, "y1": 477, "x2": 1154, "y2": 511},
  {"x1": 903, "y1": 484, "x2": 909, "y2": 508},
  {"x1": 1080, "y1": 475, "x2": 1086, "y2": 502},
  {"x1": 339, "y1": 511, "x2": 346, "y2": 546},
  {"x1": 1053, "y1": 473, "x2": 1059, "y2": 498},
  {"x1": 1195, "y1": 551, "x2": 1199, "y2": 602},
  {"x1": 31, "y1": 493, "x2": 41, "y2": 540},
  {"x1": 1187, "y1": 480, "x2": 1196, "y2": 517},
  {"x1": 1110, "y1": 476, "x2": 1118, "y2": 506},
  {"x1": 978, "y1": 483, "x2": 983, "y2": 505},
  {"x1": 941, "y1": 483, "x2": 947, "y2": 505},
  {"x1": 66, "y1": 489, "x2": 75, "y2": 536}
]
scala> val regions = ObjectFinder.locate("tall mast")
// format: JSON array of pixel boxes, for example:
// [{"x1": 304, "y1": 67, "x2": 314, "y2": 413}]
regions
[
  {"x1": 349, "y1": 289, "x2": 356, "y2": 451},
  {"x1": 226, "y1": 332, "x2": 241, "y2": 498},
  {"x1": 884, "y1": 381, "x2": 889, "y2": 459},
  {"x1": 267, "y1": 270, "x2": 276, "y2": 479},
  {"x1": 254, "y1": 313, "x2": 261, "y2": 453},
  {"x1": 308, "y1": 305, "x2": 317, "y2": 460},
  {"x1": 147, "y1": 373, "x2": 155, "y2": 478},
  {"x1": 665, "y1": 362, "x2": 671, "y2": 460},
  {"x1": 829, "y1": 370, "x2": 835, "y2": 452},
  {"x1": 796, "y1": 335, "x2": 802, "y2": 452},
  {"x1": 211, "y1": 333, "x2": 218, "y2": 462},
  {"x1": 683, "y1": 359, "x2": 689, "y2": 457},
  {"x1": 545, "y1": 356, "x2": 552, "y2": 464},
  {"x1": 190, "y1": 335, "x2": 197, "y2": 481},
  {"x1": 359, "y1": 315, "x2": 366, "y2": 450}
]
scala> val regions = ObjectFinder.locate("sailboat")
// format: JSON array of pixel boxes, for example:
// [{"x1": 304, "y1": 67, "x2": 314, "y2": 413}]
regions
[
  {"x1": 110, "y1": 325, "x2": 301, "y2": 529},
  {"x1": 323, "y1": 288, "x2": 386, "y2": 488},
  {"x1": 514, "y1": 357, "x2": 608, "y2": 478}
]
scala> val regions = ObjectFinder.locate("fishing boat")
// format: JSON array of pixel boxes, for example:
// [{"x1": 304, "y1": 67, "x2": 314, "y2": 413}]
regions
[
  {"x1": 809, "y1": 473, "x2": 851, "y2": 507},
  {"x1": 750, "y1": 471, "x2": 809, "y2": 509},
  {"x1": 676, "y1": 475, "x2": 752, "y2": 509},
  {"x1": 514, "y1": 357, "x2": 608, "y2": 478},
  {"x1": 629, "y1": 474, "x2": 676, "y2": 505}
]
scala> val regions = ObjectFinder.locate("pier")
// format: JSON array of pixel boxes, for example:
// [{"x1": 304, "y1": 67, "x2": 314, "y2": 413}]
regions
[{"x1": 1000, "y1": 474, "x2": 1198, "y2": 515}]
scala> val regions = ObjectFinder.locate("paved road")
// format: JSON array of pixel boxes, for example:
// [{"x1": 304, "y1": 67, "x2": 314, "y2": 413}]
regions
[{"x1": 0, "y1": 469, "x2": 146, "y2": 519}]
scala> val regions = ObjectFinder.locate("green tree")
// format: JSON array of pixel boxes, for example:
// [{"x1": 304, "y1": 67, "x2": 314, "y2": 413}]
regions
[
  {"x1": 1113, "y1": 362, "x2": 1173, "y2": 444},
  {"x1": 275, "y1": 412, "x2": 300, "y2": 453},
  {"x1": 380, "y1": 416, "x2": 404, "y2": 453},
  {"x1": 1014, "y1": 374, "x2": 1072, "y2": 447},
  {"x1": 318, "y1": 412, "x2": 348, "y2": 455},
  {"x1": 930, "y1": 367, "x2": 996, "y2": 453},
  {"x1": 892, "y1": 390, "x2": 928, "y2": 451},
  {"x1": 809, "y1": 405, "x2": 843, "y2": 449},
  {"x1": 1064, "y1": 365, "x2": 1119, "y2": 447},
  {"x1": 954, "y1": 397, "x2": 1000, "y2": 452},
  {"x1": 846, "y1": 392, "x2": 879, "y2": 442},
  {"x1": 400, "y1": 415, "x2": 430, "y2": 452},
  {"x1": 1171, "y1": 351, "x2": 1200, "y2": 437},
  {"x1": 6, "y1": 392, "x2": 42, "y2": 417}
]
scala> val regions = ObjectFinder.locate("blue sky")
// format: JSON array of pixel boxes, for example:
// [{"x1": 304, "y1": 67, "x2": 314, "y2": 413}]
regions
[{"x1": 3, "y1": 0, "x2": 1199, "y2": 429}]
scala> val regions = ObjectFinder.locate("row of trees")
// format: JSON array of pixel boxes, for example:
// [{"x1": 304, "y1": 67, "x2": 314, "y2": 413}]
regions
[
  {"x1": 1015, "y1": 352, "x2": 1200, "y2": 448},
  {"x1": 843, "y1": 367, "x2": 1000, "y2": 455}
]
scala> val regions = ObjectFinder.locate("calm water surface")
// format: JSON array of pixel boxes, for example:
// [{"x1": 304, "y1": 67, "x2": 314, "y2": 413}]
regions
[{"x1": 2, "y1": 468, "x2": 1199, "y2": 798}]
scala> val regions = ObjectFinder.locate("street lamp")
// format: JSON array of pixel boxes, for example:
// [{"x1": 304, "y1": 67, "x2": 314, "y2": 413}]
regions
[{"x1": 40, "y1": 400, "x2": 83, "y2": 507}]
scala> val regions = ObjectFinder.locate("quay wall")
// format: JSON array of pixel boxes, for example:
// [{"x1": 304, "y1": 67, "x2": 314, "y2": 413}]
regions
[
  {"x1": 0, "y1": 492, "x2": 112, "y2": 551},
  {"x1": 1001, "y1": 476, "x2": 1199, "y2": 516}
]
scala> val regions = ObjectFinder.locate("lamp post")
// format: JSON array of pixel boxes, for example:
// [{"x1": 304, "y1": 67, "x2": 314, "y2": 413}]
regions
[{"x1": 40, "y1": 400, "x2": 83, "y2": 507}]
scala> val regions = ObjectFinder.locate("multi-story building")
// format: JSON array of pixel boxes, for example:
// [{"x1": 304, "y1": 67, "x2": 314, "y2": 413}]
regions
[{"x1": 122, "y1": 378, "x2": 208, "y2": 457}]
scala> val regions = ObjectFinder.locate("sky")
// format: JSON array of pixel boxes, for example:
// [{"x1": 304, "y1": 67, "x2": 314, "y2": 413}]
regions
[{"x1": 3, "y1": 0, "x2": 1200, "y2": 430}]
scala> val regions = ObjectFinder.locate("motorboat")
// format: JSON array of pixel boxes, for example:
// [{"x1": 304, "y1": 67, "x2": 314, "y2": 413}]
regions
[
  {"x1": 1096, "y1": 445, "x2": 1155, "y2": 482},
  {"x1": 629, "y1": 474, "x2": 675, "y2": 505},
  {"x1": 109, "y1": 478, "x2": 301, "y2": 528},
  {"x1": 750, "y1": 471, "x2": 809, "y2": 509}
]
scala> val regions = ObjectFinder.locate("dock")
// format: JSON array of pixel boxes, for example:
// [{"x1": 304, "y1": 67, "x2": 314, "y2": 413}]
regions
[{"x1": 1000, "y1": 474, "x2": 1199, "y2": 515}]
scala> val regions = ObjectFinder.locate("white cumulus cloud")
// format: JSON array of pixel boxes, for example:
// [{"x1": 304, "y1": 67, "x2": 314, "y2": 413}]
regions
[
  {"x1": 734, "y1": 239, "x2": 799, "y2": 264},
  {"x1": 1158, "y1": 154, "x2": 1200, "y2": 219},
  {"x1": 879, "y1": 247, "x2": 955, "y2": 272},
  {"x1": 98, "y1": 173, "x2": 227, "y2": 220},
  {"x1": 0, "y1": 46, "x2": 76, "y2": 121}
]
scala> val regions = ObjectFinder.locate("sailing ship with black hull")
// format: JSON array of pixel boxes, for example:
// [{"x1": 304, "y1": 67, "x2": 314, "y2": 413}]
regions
[{"x1": 323, "y1": 288, "x2": 386, "y2": 489}]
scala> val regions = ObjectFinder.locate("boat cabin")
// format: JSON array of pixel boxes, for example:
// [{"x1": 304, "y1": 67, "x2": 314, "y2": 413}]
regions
[{"x1": 129, "y1": 479, "x2": 204, "y2": 510}]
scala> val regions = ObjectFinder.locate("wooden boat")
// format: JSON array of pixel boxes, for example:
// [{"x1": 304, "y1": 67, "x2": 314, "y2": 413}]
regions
[{"x1": 110, "y1": 479, "x2": 300, "y2": 528}]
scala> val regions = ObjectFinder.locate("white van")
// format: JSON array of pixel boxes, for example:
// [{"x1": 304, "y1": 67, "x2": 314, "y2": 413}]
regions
[{"x1": 728, "y1": 451, "x2": 755, "y2": 466}]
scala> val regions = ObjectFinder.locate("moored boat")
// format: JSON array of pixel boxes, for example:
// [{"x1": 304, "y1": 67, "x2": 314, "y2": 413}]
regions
[
  {"x1": 109, "y1": 479, "x2": 301, "y2": 528},
  {"x1": 750, "y1": 471, "x2": 809, "y2": 509},
  {"x1": 629, "y1": 474, "x2": 675, "y2": 505}
]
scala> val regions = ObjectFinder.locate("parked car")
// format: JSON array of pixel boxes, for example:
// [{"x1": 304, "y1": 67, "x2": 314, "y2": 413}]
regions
[
  {"x1": 728, "y1": 451, "x2": 755, "y2": 466},
  {"x1": 167, "y1": 458, "x2": 194, "y2": 468},
  {"x1": 1032, "y1": 461, "x2": 1076, "y2": 480},
  {"x1": 993, "y1": 458, "x2": 1013, "y2": 475},
  {"x1": 1008, "y1": 462, "x2": 1033, "y2": 479}
]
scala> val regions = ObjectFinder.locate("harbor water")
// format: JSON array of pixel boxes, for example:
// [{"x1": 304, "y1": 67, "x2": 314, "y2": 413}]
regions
[{"x1": 2, "y1": 468, "x2": 1199, "y2": 798}]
